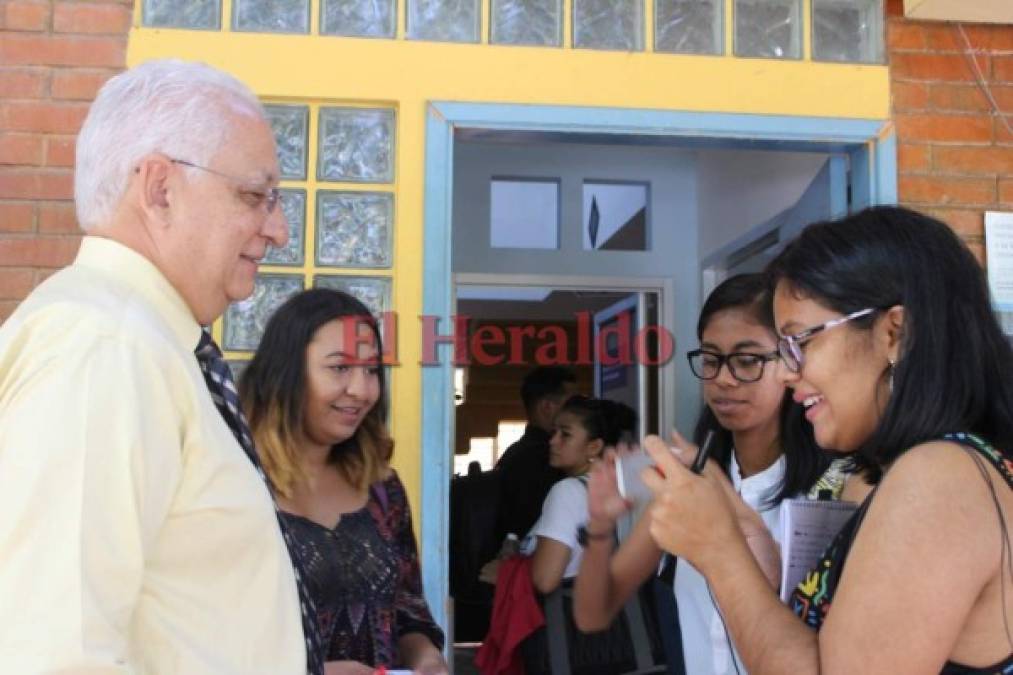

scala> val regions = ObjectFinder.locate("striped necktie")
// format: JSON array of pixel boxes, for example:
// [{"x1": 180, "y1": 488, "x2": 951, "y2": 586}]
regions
[{"x1": 195, "y1": 330, "x2": 325, "y2": 675}]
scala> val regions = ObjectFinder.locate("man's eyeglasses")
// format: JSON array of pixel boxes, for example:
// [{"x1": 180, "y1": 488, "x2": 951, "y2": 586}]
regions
[
  {"x1": 777, "y1": 307, "x2": 876, "y2": 373},
  {"x1": 170, "y1": 158, "x2": 282, "y2": 214},
  {"x1": 686, "y1": 349, "x2": 780, "y2": 383}
]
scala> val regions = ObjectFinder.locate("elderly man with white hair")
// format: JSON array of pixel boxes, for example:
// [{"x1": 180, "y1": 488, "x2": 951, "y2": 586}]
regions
[{"x1": 0, "y1": 60, "x2": 323, "y2": 674}]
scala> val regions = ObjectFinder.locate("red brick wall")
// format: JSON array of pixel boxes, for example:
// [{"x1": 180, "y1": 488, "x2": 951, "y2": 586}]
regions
[
  {"x1": 887, "y1": 0, "x2": 1013, "y2": 261},
  {"x1": 0, "y1": 1, "x2": 130, "y2": 321}
]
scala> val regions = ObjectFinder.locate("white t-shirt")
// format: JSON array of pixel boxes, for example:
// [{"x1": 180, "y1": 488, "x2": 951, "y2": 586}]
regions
[
  {"x1": 523, "y1": 476, "x2": 589, "y2": 580},
  {"x1": 674, "y1": 452, "x2": 786, "y2": 675}
]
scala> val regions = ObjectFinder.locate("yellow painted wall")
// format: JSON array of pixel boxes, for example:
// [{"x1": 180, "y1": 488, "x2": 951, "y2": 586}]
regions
[
  {"x1": 129, "y1": 31, "x2": 889, "y2": 117},
  {"x1": 127, "y1": 2, "x2": 890, "y2": 526}
]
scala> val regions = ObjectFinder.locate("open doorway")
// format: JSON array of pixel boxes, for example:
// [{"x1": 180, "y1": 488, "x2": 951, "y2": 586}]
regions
[
  {"x1": 421, "y1": 106, "x2": 896, "y2": 664},
  {"x1": 447, "y1": 132, "x2": 842, "y2": 668},
  {"x1": 445, "y1": 133, "x2": 851, "y2": 671},
  {"x1": 448, "y1": 283, "x2": 663, "y2": 655}
]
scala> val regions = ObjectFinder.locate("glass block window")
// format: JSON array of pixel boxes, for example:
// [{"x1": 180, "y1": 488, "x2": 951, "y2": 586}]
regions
[
  {"x1": 491, "y1": 0, "x2": 562, "y2": 47},
  {"x1": 265, "y1": 105, "x2": 309, "y2": 180},
  {"x1": 143, "y1": 0, "x2": 220, "y2": 28},
  {"x1": 227, "y1": 359, "x2": 250, "y2": 383},
  {"x1": 490, "y1": 179, "x2": 560, "y2": 249},
  {"x1": 582, "y1": 182, "x2": 649, "y2": 251},
  {"x1": 573, "y1": 0, "x2": 643, "y2": 51},
  {"x1": 233, "y1": 0, "x2": 309, "y2": 32},
  {"x1": 734, "y1": 0, "x2": 801, "y2": 59},
  {"x1": 315, "y1": 275, "x2": 391, "y2": 318},
  {"x1": 265, "y1": 189, "x2": 306, "y2": 266},
  {"x1": 318, "y1": 108, "x2": 396, "y2": 183},
  {"x1": 316, "y1": 191, "x2": 393, "y2": 268},
  {"x1": 223, "y1": 274, "x2": 304, "y2": 350},
  {"x1": 656, "y1": 0, "x2": 722, "y2": 54},
  {"x1": 407, "y1": 0, "x2": 480, "y2": 43},
  {"x1": 322, "y1": 0, "x2": 396, "y2": 37},
  {"x1": 220, "y1": 100, "x2": 396, "y2": 363},
  {"x1": 812, "y1": 0, "x2": 884, "y2": 64}
]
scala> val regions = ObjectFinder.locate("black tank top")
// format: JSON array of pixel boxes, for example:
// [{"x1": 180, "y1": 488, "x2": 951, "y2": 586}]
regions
[{"x1": 789, "y1": 432, "x2": 1013, "y2": 674}]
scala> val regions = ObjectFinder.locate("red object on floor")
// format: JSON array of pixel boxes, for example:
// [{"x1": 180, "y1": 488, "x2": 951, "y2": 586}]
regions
[{"x1": 474, "y1": 556, "x2": 545, "y2": 675}]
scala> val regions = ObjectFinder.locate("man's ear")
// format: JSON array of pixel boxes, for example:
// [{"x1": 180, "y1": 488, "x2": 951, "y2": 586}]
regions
[
  {"x1": 877, "y1": 304, "x2": 905, "y2": 363},
  {"x1": 136, "y1": 155, "x2": 172, "y2": 226}
]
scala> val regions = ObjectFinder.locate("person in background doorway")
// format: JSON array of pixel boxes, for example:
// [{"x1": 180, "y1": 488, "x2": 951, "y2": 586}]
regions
[
  {"x1": 526, "y1": 395, "x2": 638, "y2": 594},
  {"x1": 240, "y1": 288, "x2": 447, "y2": 675},
  {"x1": 494, "y1": 366, "x2": 578, "y2": 544},
  {"x1": 478, "y1": 396, "x2": 641, "y2": 675}
]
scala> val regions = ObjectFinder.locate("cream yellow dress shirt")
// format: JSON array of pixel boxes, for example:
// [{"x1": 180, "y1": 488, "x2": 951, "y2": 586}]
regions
[{"x1": 0, "y1": 237, "x2": 306, "y2": 674}]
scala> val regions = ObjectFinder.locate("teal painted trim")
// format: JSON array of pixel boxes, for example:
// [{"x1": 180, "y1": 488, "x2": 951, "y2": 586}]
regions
[
  {"x1": 847, "y1": 130, "x2": 896, "y2": 213},
  {"x1": 432, "y1": 101, "x2": 885, "y2": 144},
  {"x1": 875, "y1": 129, "x2": 898, "y2": 204},
  {"x1": 849, "y1": 143, "x2": 873, "y2": 211},
  {"x1": 420, "y1": 104, "x2": 454, "y2": 635},
  {"x1": 829, "y1": 154, "x2": 849, "y2": 218},
  {"x1": 463, "y1": 131, "x2": 863, "y2": 154}
]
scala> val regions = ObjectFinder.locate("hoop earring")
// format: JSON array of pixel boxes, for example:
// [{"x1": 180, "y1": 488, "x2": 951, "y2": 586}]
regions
[{"x1": 888, "y1": 358, "x2": 896, "y2": 394}]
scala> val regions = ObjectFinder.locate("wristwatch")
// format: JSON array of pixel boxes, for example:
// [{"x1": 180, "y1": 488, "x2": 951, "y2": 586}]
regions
[{"x1": 576, "y1": 524, "x2": 614, "y2": 547}]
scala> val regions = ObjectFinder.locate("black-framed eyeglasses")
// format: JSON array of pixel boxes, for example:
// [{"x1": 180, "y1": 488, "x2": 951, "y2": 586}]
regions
[
  {"x1": 170, "y1": 158, "x2": 282, "y2": 214},
  {"x1": 777, "y1": 307, "x2": 876, "y2": 373},
  {"x1": 686, "y1": 349, "x2": 780, "y2": 383}
]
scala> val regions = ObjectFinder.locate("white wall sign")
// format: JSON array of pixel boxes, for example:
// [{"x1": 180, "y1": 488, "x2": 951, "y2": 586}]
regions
[{"x1": 985, "y1": 211, "x2": 1013, "y2": 312}]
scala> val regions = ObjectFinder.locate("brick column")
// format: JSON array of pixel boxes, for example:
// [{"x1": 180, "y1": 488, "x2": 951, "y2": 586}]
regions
[
  {"x1": 887, "y1": 0, "x2": 1013, "y2": 262},
  {"x1": 0, "y1": 1, "x2": 130, "y2": 321}
]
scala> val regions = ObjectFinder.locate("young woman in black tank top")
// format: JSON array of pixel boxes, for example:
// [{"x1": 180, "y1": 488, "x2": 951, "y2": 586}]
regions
[{"x1": 639, "y1": 207, "x2": 1013, "y2": 674}]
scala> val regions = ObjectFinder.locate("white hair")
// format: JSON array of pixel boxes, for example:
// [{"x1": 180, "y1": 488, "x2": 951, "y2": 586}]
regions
[{"x1": 74, "y1": 59, "x2": 266, "y2": 231}]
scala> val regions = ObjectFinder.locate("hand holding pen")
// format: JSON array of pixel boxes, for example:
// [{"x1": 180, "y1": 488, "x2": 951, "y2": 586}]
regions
[
  {"x1": 641, "y1": 429, "x2": 779, "y2": 586},
  {"x1": 640, "y1": 429, "x2": 742, "y2": 573}
]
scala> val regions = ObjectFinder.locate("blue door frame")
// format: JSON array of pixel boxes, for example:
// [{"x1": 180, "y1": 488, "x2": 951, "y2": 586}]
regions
[{"x1": 420, "y1": 101, "x2": 897, "y2": 633}]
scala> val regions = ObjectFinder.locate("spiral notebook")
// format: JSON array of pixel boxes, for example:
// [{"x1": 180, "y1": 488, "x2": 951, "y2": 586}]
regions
[{"x1": 778, "y1": 498, "x2": 858, "y2": 603}]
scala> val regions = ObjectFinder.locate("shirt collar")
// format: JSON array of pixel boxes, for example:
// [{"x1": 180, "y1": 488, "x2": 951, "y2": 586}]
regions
[
  {"x1": 74, "y1": 236, "x2": 203, "y2": 351},
  {"x1": 730, "y1": 451, "x2": 787, "y2": 506}
]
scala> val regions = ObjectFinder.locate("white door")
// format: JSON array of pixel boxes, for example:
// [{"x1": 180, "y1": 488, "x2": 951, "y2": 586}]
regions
[{"x1": 593, "y1": 292, "x2": 648, "y2": 440}]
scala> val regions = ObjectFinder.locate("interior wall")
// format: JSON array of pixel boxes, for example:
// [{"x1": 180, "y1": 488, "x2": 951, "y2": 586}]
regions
[
  {"x1": 453, "y1": 140, "x2": 699, "y2": 433},
  {"x1": 453, "y1": 141, "x2": 699, "y2": 278},
  {"x1": 451, "y1": 141, "x2": 839, "y2": 436},
  {"x1": 696, "y1": 149, "x2": 830, "y2": 259}
]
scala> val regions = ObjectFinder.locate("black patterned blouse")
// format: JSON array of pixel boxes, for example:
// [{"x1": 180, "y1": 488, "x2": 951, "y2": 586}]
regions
[{"x1": 280, "y1": 470, "x2": 444, "y2": 668}]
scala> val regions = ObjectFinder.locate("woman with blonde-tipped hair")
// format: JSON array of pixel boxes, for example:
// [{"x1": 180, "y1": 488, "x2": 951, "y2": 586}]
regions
[{"x1": 240, "y1": 288, "x2": 447, "y2": 675}]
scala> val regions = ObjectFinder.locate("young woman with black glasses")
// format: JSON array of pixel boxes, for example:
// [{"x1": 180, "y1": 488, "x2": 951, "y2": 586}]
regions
[{"x1": 573, "y1": 274, "x2": 865, "y2": 675}]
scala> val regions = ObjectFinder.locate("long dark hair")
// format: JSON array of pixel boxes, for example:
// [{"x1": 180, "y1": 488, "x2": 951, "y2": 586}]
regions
[
  {"x1": 692, "y1": 273, "x2": 830, "y2": 505},
  {"x1": 239, "y1": 288, "x2": 392, "y2": 497},
  {"x1": 766, "y1": 206, "x2": 1013, "y2": 474}
]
